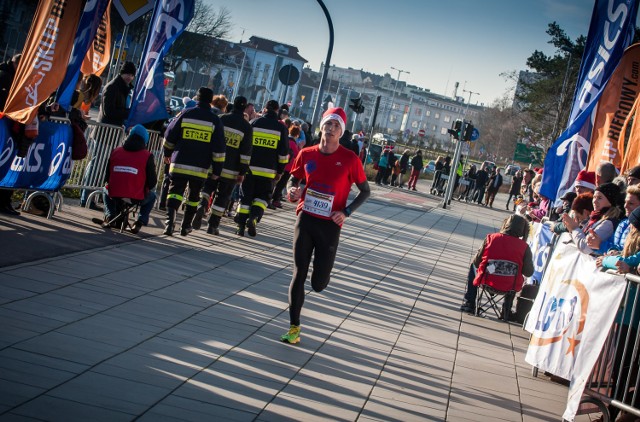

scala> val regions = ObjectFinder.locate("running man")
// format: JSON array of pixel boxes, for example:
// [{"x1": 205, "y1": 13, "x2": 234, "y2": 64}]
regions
[{"x1": 281, "y1": 107, "x2": 371, "y2": 344}]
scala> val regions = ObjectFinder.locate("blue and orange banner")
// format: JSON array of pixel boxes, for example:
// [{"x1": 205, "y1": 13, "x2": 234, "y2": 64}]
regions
[
  {"x1": 81, "y1": 2, "x2": 111, "y2": 77},
  {"x1": 57, "y1": 0, "x2": 111, "y2": 111},
  {"x1": 127, "y1": 0, "x2": 194, "y2": 127},
  {"x1": 1, "y1": 0, "x2": 84, "y2": 123},
  {"x1": 541, "y1": 0, "x2": 637, "y2": 201}
]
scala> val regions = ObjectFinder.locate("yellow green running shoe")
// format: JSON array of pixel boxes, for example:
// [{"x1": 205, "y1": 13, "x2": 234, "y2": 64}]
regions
[{"x1": 280, "y1": 325, "x2": 301, "y2": 344}]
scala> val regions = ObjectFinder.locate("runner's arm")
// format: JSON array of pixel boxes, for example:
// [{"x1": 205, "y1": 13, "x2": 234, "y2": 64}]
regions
[{"x1": 344, "y1": 180, "x2": 370, "y2": 216}]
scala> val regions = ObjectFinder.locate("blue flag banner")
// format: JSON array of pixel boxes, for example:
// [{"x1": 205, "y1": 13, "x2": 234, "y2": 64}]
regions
[
  {"x1": 0, "y1": 119, "x2": 73, "y2": 190},
  {"x1": 57, "y1": 0, "x2": 111, "y2": 111},
  {"x1": 528, "y1": 223, "x2": 554, "y2": 285},
  {"x1": 541, "y1": 0, "x2": 637, "y2": 202},
  {"x1": 127, "y1": 0, "x2": 194, "y2": 127}
]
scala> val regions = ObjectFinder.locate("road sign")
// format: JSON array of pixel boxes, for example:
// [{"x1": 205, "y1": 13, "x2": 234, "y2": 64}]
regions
[
  {"x1": 278, "y1": 65, "x2": 300, "y2": 86},
  {"x1": 418, "y1": 129, "x2": 425, "y2": 137},
  {"x1": 113, "y1": 0, "x2": 154, "y2": 25},
  {"x1": 299, "y1": 101, "x2": 304, "y2": 107},
  {"x1": 471, "y1": 128, "x2": 480, "y2": 141}
]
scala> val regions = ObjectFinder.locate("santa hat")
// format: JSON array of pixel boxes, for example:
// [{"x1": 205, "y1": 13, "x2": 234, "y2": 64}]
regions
[
  {"x1": 575, "y1": 170, "x2": 596, "y2": 190},
  {"x1": 320, "y1": 107, "x2": 347, "y2": 135}
]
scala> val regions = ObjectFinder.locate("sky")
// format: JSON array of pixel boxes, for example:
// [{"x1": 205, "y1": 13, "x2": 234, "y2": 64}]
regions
[{"x1": 204, "y1": 0, "x2": 598, "y2": 106}]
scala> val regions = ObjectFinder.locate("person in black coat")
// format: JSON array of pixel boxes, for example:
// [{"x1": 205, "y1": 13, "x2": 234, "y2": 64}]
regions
[
  {"x1": 506, "y1": 170, "x2": 523, "y2": 211},
  {"x1": 98, "y1": 61, "x2": 136, "y2": 126},
  {"x1": 398, "y1": 150, "x2": 410, "y2": 188},
  {"x1": 485, "y1": 168, "x2": 504, "y2": 208},
  {"x1": 473, "y1": 164, "x2": 489, "y2": 204}
]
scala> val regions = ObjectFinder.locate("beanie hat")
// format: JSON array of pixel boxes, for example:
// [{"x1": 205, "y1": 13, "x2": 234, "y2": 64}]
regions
[
  {"x1": 596, "y1": 182, "x2": 621, "y2": 207},
  {"x1": 182, "y1": 96, "x2": 196, "y2": 110},
  {"x1": 629, "y1": 207, "x2": 640, "y2": 231},
  {"x1": 320, "y1": 107, "x2": 347, "y2": 135},
  {"x1": 575, "y1": 170, "x2": 596, "y2": 190},
  {"x1": 628, "y1": 165, "x2": 640, "y2": 180},
  {"x1": 128, "y1": 124, "x2": 149, "y2": 146},
  {"x1": 233, "y1": 96, "x2": 248, "y2": 112},
  {"x1": 120, "y1": 61, "x2": 136, "y2": 76}
]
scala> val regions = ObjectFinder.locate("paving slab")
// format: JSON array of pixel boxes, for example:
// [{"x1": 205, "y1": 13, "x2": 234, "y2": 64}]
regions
[{"x1": 0, "y1": 188, "x2": 597, "y2": 421}]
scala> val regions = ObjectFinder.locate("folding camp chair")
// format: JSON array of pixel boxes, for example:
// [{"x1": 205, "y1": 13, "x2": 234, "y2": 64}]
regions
[
  {"x1": 93, "y1": 196, "x2": 141, "y2": 233},
  {"x1": 475, "y1": 260, "x2": 519, "y2": 321}
]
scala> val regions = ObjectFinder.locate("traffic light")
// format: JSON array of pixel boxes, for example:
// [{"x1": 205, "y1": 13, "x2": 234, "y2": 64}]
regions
[
  {"x1": 349, "y1": 97, "x2": 365, "y2": 114},
  {"x1": 447, "y1": 119, "x2": 462, "y2": 140},
  {"x1": 322, "y1": 94, "x2": 333, "y2": 111},
  {"x1": 463, "y1": 122, "x2": 474, "y2": 142}
]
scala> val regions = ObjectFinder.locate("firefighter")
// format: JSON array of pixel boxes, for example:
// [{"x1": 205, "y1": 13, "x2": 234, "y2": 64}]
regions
[
  {"x1": 162, "y1": 87, "x2": 226, "y2": 236},
  {"x1": 235, "y1": 99, "x2": 289, "y2": 236},
  {"x1": 192, "y1": 96, "x2": 252, "y2": 235}
]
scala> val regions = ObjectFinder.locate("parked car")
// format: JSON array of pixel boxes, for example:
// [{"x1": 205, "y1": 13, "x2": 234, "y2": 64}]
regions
[
  {"x1": 482, "y1": 160, "x2": 496, "y2": 172},
  {"x1": 168, "y1": 96, "x2": 183, "y2": 114},
  {"x1": 506, "y1": 164, "x2": 521, "y2": 176},
  {"x1": 423, "y1": 160, "x2": 436, "y2": 174}
]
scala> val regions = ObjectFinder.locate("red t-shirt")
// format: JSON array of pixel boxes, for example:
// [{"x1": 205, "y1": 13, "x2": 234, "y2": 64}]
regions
[{"x1": 290, "y1": 145, "x2": 366, "y2": 220}]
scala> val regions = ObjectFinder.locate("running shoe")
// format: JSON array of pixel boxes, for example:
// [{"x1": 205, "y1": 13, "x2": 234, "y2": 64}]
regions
[{"x1": 280, "y1": 325, "x2": 301, "y2": 344}]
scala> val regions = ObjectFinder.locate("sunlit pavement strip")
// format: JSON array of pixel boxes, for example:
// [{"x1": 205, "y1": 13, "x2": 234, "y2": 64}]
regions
[{"x1": 0, "y1": 190, "x2": 590, "y2": 421}]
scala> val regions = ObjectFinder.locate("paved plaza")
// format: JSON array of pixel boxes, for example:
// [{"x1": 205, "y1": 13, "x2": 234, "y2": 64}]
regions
[{"x1": 0, "y1": 186, "x2": 594, "y2": 421}]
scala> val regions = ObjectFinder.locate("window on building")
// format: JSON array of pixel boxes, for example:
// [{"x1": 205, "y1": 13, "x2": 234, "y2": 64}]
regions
[
  {"x1": 434, "y1": 113, "x2": 440, "y2": 119},
  {"x1": 432, "y1": 125, "x2": 437, "y2": 131},
  {"x1": 390, "y1": 115, "x2": 397, "y2": 123},
  {"x1": 262, "y1": 64, "x2": 270, "y2": 86},
  {"x1": 444, "y1": 115, "x2": 451, "y2": 123},
  {"x1": 440, "y1": 127, "x2": 448, "y2": 135},
  {"x1": 415, "y1": 108, "x2": 422, "y2": 116},
  {"x1": 411, "y1": 121, "x2": 419, "y2": 128},
  {"x1": 426, "y1": 110, "x2": 431, "y2": 117}
]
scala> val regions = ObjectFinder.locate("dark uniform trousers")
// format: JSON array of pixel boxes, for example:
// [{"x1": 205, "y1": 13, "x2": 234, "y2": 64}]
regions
[
  {"x1": 167, "y1": 174, "x2": 206, "y2": 224},
  {"x1": 237, "y1": 173, "x2": 273, "y2": 224}
]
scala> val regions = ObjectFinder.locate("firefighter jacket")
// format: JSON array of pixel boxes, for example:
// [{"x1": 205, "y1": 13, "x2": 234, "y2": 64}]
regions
[
  {"x1": 219, "y1": 110, "x2": 252, "y2": 181},
  {"x1": 249, "y1": 110, "x2": 289, "y2": 179},
  {"x1": 163, "y1": 102, "x2": 226, "y2": 179},
  {"x1": 473, "y1": 233, "x2": 528, "y2": 292}
]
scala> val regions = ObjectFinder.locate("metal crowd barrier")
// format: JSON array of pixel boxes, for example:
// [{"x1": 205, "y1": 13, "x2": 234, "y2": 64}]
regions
[
  {"x1": 19, "y1": 118, "x2": 166, "y2": 217},
  {"x1": 578, "y1": 272, "x2": 640, "y2": 421},
  {"x1": 65, "y1": 121, "x2": 165, "y2": 190}
]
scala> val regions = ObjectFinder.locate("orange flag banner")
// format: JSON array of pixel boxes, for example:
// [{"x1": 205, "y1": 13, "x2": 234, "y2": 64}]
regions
[
  {"x1": 1, "y1": 0, "x2": 84, "y2": 124},
  {"x1": 81, "y1": 1, "x2": 111, "y2": 77},
  {"x1": 587, "y1": 43, "x2": 640, "y2": 171},
  {"x1": 620, "y1": 94, "x2": 640, "y2": 172}
]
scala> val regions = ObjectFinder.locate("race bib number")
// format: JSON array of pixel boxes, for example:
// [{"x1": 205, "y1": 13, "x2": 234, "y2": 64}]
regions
[{"x1": 303, "y1": 188, "x2": 334, "y2": 217}]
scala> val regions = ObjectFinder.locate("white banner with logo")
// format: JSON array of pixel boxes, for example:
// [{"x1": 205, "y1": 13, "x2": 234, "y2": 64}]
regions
[{"x1": 524, "y1": 233, "x2": 626, "y2": 421}]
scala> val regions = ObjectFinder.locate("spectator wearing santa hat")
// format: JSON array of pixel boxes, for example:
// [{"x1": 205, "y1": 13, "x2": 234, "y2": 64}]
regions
[
  {"x1": 574, "y1": 170, "x2": 596, "y2": 195},
  {"x1": 280, "y1": 107, "x2": 370, "y2": 345}
]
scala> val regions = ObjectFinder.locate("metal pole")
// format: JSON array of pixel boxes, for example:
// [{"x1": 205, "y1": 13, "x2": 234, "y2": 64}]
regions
[
  {"x1": 233, "y1": 50, "x2": 246, "y2": 99},
  {"x1": 443, "y1": 89, "x2": 479, "y2": 209},
  {"x1": 386, "y1": 67, "x2": 409, "y2": 134},
  {"x1": 310, "y1": 0, "x2": 334, "y2": 130}
]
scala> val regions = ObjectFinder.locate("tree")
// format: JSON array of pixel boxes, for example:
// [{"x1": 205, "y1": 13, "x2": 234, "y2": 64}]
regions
[
  {"x1": 170, "y1": 1, "x2": 232, "y2": 65},
  {"x1": 514, "y1": 22, "x2": 586, "y2": 153}
]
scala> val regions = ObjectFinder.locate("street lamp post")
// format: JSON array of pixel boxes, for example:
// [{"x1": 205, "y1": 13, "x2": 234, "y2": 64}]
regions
[
  {"x1": 232, "y1": 49, "x2": 247, "y2": 100},
  {"x1": 386, "y1": 66, "x2": 409, "y2": 134},
  {"x1": 310, "y1": 0, "x2": 335, "y2": 129}
]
